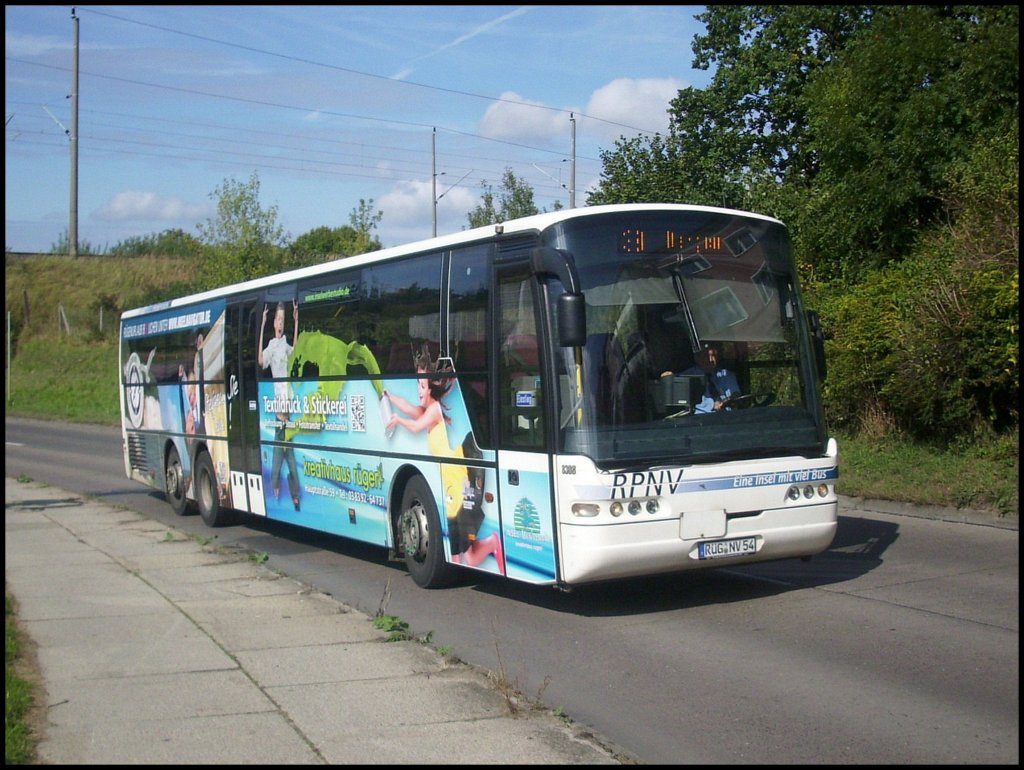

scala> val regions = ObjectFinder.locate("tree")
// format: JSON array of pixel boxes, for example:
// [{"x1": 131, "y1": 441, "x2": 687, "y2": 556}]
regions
[
  {"x1": 49, "y1": 229, "x2": 102, "y2": 256},
  {"x1": 588, "y1": 6, "x2": 873, "y2": 209},
  {"x1": 195, "y1": 171, "x2": 287, "y2": 287},
  {"x1": 347, "y1": 198, "x2": 384, "y2": 254},
  {"x1": 467, "y1": 168, "x2": 540, "y2": 228},
  {"x1": 108, "y1": 229, "x2": 203, "y2": 258},
  {"x1": 287, "y1": 200, "x2": 383, "y2": 267},
  {"x1": 587, "y1": 132, "x2": 742, "y2": 209},
  {"x1": 797, "y1": 5, "x2": 1019, "y2": 279},
  {"x1": 289, "y1": 226, "x2": 353, "y2": 265}
]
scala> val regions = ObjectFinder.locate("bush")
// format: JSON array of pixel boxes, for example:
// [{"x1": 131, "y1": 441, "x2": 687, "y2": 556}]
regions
[
  {"x1": 820, "y1": 246, "x2": 1017, "y2": 442},
  {"x1": 816, "y1": 122, "x2": 1018, "y2": 443}
]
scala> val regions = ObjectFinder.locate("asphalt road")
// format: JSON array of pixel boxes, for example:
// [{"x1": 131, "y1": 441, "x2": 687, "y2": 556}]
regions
[{"x1": 5, "y1": 417, "x2": 1019, "y2": 764}]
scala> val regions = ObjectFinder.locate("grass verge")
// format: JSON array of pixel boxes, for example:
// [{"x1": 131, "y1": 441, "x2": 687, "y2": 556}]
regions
[
  {"x1": 6, "y1": 590, "x2": 43, "y2": 765},
  {"x1": 836, "y1": 429, "x2": 1018, "y2": 517}
]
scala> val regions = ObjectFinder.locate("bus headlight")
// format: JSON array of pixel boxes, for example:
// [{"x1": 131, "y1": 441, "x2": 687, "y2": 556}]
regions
[
  {"x1": 788, "y1": 483, "x2": 832, "y2": 501},
  {"x1": 571, "y1": 503, "x2": 600, "y2": 518},
  {"x1": 608, "y1": 499, "x2": 659, "y2": 517}
]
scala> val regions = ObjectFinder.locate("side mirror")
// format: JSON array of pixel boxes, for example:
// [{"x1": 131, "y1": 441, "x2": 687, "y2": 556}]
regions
[
  {"x1": 558, "y1": 293, "x2": 586, "y2": 347},
  {"x1": 528, "y1": 246, "x2": 586, "y2": 347}
]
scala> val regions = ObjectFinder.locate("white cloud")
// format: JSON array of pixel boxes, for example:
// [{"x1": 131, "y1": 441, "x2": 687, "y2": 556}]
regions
[
  {"x1": 378, "y1": 179, "x2": 432, "y2": 224},
  {"x1": 478, "y1": 91, "x2": 567, "y2": 143},
  {"x1": 376, "y1": 178, "x2": 477, "y2": 245},
  {"x1": 93, "y1": 191, "x2": 210, "y2": 223},
  {"x1": 379, "y1": 179, "x2": 474, "y2": 224},
  {"x1": 583, "y1": 77, "x2": 685, "y2": 141},
  {"x1": 476, "y1": 78, "x2": 684, "y2": 147}
]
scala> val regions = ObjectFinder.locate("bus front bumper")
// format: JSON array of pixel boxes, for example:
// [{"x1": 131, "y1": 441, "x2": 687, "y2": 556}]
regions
[{"x1": 557, "y1": 502, "x2": 837, "y2": 585}]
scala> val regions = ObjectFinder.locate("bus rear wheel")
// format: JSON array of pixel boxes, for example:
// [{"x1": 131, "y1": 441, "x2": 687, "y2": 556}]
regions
[
  {"x1": 164, "y1": 445, "x2": 190, "y2": 516},
  {"x1": 195, "y1": 451, "x2": 232, "y2": 527},
  {"x1": 398, "y1": 476, "x2": 455, "y2": 589}
]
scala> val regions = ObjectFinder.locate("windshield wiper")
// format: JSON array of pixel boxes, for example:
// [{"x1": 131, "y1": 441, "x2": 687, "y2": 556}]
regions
[{"x1": 671, "y1": 270, "x2": 702, "y2": 355}]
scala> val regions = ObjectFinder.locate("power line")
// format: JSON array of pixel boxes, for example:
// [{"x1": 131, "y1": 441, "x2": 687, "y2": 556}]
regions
[
  {"x1": 76, "y1": 6, "x2": 666, "y2": 137},
  {"x1": 6, "y1": 105, "x2": 596, "y2": 197},
  {"x1": 7, "y1": 57, "x2": 602, "y2": 163},
  {"x1": 5, "y1": 130, "x2": 576, "y2": 202},
  {"x1": 6, "y1": 102, "x2": 603, "y2": 174}
]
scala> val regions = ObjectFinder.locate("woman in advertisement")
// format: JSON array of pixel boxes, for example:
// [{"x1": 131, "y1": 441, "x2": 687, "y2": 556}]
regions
[{"x1": 384, "y1": 346, "x2": 505, "y2": 575}]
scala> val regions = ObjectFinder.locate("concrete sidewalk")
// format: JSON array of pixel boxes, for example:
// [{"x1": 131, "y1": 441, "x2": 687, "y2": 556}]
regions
[{"x1": 5, "y1": 477, "x2": 628, "y2": 764}]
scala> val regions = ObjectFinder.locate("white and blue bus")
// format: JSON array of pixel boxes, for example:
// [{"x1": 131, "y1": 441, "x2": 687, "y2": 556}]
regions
[{"x1": 119, "y1": 203, "x2": 838, "y2": 589}]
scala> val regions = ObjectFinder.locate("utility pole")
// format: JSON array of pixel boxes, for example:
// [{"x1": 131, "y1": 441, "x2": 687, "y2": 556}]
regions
[
  {"x1": 432, "y1": 128, "x2": 437, "y2": 237},
  {"x1": 431, "y1": 128, "x2": 470, "y2": 237},
  {"x1": 569, "y1": 113, "x2": 576, "y2": 209},
  {"x1": 69, "y1": 8, "x2": 80, "y2": 257}
]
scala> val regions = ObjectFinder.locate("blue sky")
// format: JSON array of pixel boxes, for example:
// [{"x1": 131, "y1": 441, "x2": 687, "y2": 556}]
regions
[{"x1": 6, "y1": 5, "x2": 711, "y2": 252}]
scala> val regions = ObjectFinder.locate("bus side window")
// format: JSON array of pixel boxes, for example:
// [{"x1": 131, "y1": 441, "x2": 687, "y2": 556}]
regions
[
  {"x1": 449, "y1": 245, "x2": 491, "y2": 447},
  {"x1": 498, "y1": 277, "x2": 544, "y2": 449}
]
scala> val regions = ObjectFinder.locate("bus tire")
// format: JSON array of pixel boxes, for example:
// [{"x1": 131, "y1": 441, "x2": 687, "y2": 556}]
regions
[
  {"x1": 398, "y1": 476, "x2": 455, "y2": 589},
  {"x1": 195, "y1": 450, "x2": 232, "y2": 527},
  {"x1": 164, "y1": 445, "x2": 191, "y2": 516}
]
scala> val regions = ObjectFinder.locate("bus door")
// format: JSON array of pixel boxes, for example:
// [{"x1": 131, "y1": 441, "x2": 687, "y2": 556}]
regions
[
  {"x1": 494, "y1": 260, "x2": 559, "y2": 584},
  {"x1": 226, "y1": 301, "x2": 266, "y2": 515}
]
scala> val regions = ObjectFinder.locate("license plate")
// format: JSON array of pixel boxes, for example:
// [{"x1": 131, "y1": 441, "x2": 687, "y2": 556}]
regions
[{"x1": 696, "y1": 537, "x2": 758, "y2": 560}]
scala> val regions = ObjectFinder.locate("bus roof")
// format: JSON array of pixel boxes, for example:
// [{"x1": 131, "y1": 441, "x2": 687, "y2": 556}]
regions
[{"x1": 121, "y1": 203, "x2": 784, "y2": 319}]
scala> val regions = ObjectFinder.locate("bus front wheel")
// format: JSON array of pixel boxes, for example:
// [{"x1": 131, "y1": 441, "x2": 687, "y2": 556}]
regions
[
  {"x1": 164, "y1": 445, "x2": 190, "y2": 516},
  {"x1": 397, "y1": 476, "x2": 455, "y2": 589},
  {"x1": 195, "y1": 451, "x2": 232, "y2": 527}
]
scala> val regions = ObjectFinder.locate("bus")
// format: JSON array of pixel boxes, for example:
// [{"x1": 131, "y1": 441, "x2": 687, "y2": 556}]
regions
[{"x1": 119, "y1": 203, "x2": 838, "y2": 589}]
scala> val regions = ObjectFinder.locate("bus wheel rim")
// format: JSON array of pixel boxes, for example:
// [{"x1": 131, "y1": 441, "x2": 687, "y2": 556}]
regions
[
  {"x1": 166, "y1": 462, "x2": 182, "y2": 498},
  {"x1": 399, "y1": 502, "x2": 428, "y2": 561}
]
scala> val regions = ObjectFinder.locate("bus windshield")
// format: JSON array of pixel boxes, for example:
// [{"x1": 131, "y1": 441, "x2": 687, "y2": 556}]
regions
[{"x1": 546, "y1": 210, "x2": 826, "y2": 468}]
